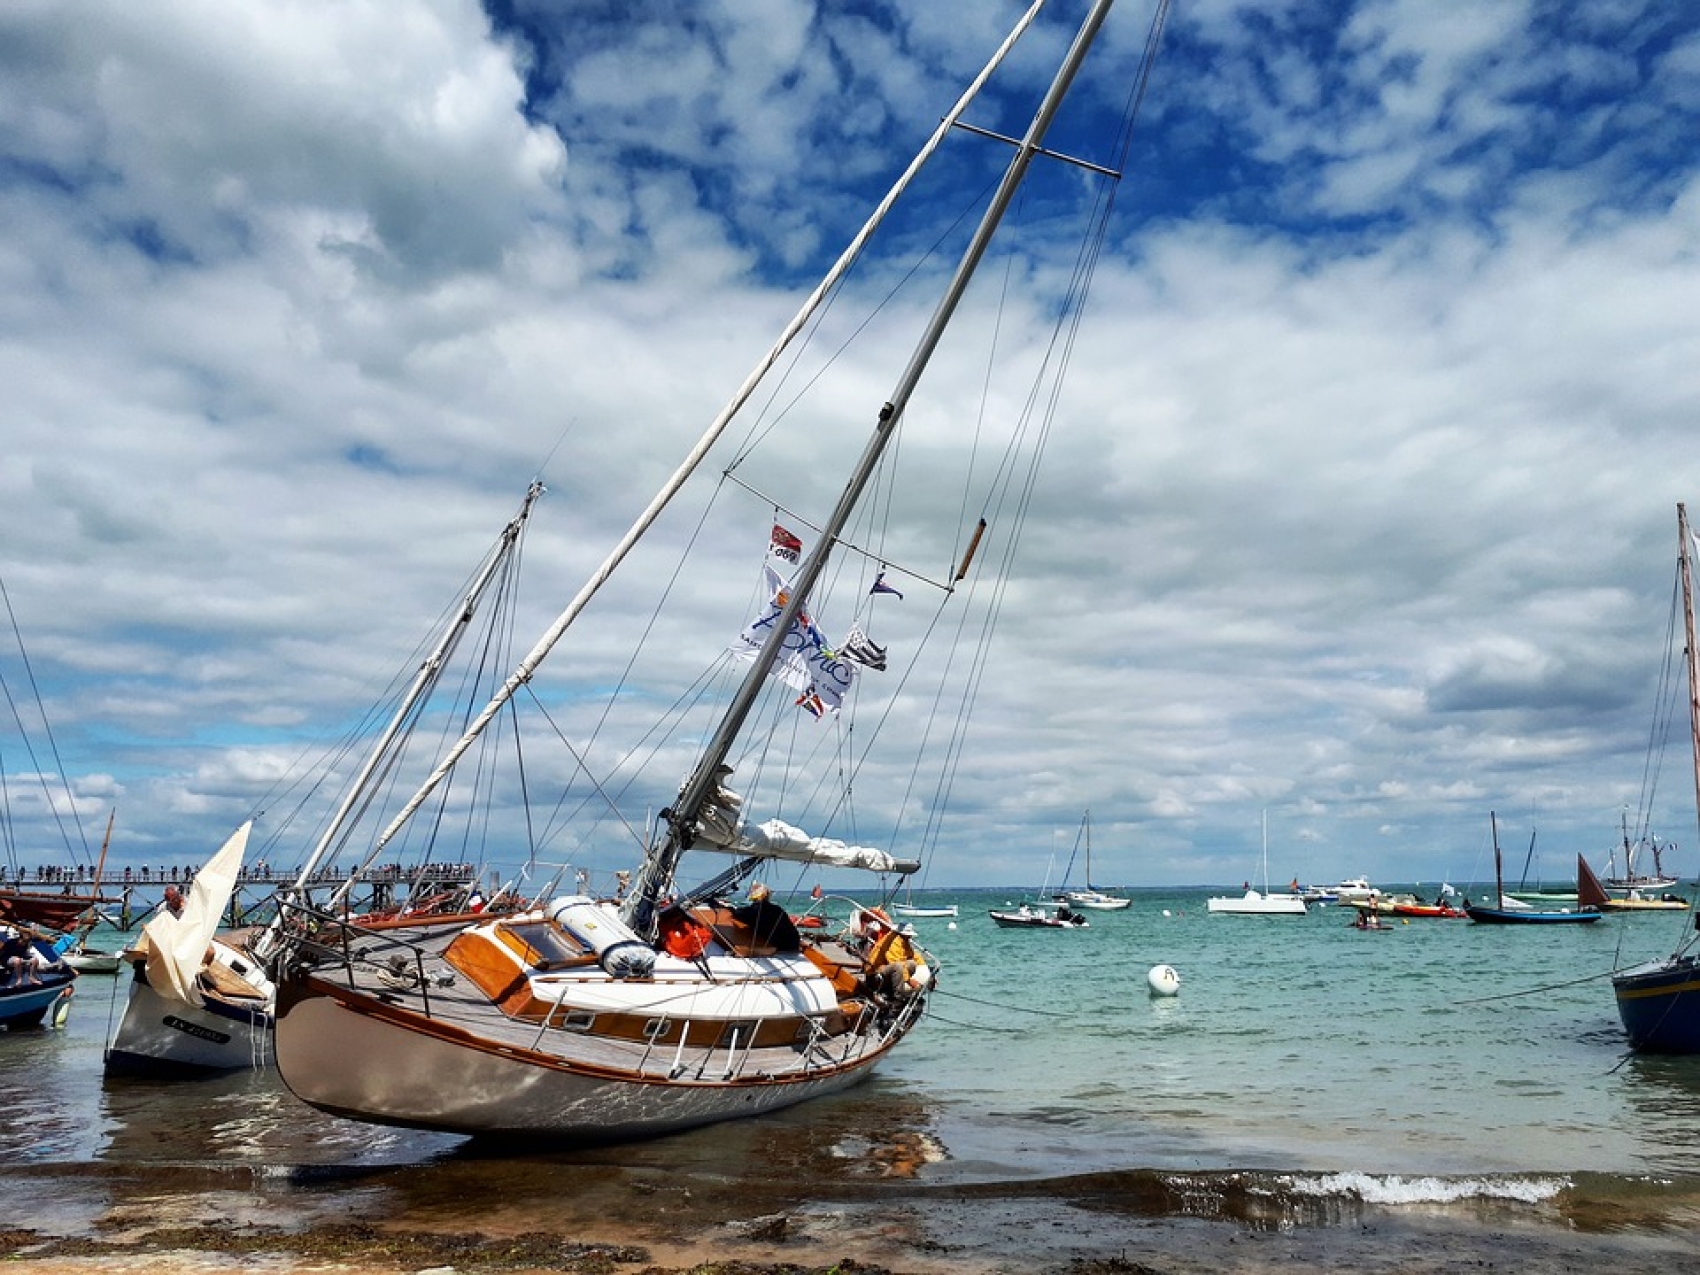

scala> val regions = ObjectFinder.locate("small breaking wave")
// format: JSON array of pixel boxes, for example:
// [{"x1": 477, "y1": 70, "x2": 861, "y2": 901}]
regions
[
  {"x1": 995, "y1": 1166, "x2": 1586, "y2": 1231},
  {"x1": 1273, "y1": 1170, "x2": 1569, "y2": 1206}
]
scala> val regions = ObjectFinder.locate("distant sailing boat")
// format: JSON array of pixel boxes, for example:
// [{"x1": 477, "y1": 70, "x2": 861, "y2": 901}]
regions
[
  {"x1": 1601, "y1": 812, "x2": 1679, "y2": 892},
  {"x1": 268, "y1": 0, "x2": 1160, "y2": 1142},
  {"x1": 1505, "y1": 828, "x2": 1576, "y2": 903},
  {"x1": 1059, "y1": 810, "x2": 1131, "y2": 911},
  {"x1": 1464, "y1": 811, "x2": 1600, "y2": 925},
  {"x1": 1208, "y1": 811, "x2": 1306, "y2": 916},
  {"x1": 892, "y1": 886, "x2": 958, "y2": 920}
]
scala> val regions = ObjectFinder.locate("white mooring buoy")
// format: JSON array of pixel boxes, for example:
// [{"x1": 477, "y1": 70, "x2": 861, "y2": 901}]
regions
[{"x1": 1147, "y1": 964, "x2": 1181, "y2": 997}]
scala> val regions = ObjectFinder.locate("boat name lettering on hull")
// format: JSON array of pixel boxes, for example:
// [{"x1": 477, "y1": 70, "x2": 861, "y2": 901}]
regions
[{"x1": 164, "y1": 1015, "x2": 232, "y2": 1044}]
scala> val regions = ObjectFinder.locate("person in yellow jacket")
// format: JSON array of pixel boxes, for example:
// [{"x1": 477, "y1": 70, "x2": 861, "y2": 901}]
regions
[{"x1": 861, "y1": 913, "x2": 929, "y2": 997}]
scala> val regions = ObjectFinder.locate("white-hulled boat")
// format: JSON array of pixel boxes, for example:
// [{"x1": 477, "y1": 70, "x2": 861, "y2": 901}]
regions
[
  {"x1": 1209, "y1": 812, "x2": 1308, "y2": 916},
  {"x1": 1206, "y1": 887, "x2": 1308, "y2": 916},
  {"x1": 269, "y1": 0, "x2": 1165, "y2": 1143},
  {"x1": 1059, "y1": 811, "x2": 1132, "y2": 911},
  {"x1": 1329, "y1": 876, "x2": 1378, "y2": 905}
]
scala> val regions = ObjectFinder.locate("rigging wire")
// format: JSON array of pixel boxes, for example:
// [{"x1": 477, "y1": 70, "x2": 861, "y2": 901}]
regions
[
  {"x1": 723, "y1": 175, "x2": 1002, "y2": 475},
  {"x1": 1454, "y1": 967, "x2": 1618, "y2": 1006},
  {"x1": 0, "y1": 573, "x2": 93, "y2": 864},
  {"x1": 1633, "y1": 564, "x2": 1682, "y2": 848},
  {"x1": 457, "y1": 0, "x2": 1179, "y2": 906},
  {"x1": 931, "y1": 985, "x2": 1074, "y2": 1019},
  {"x1": 915, "y1": 0, "x2": 1174, "y2": 874}
]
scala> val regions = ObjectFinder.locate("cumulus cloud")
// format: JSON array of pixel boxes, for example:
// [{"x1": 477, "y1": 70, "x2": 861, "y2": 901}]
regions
[{"x1": 3, "y1": 0, "x2": 1699, "y2": 892}]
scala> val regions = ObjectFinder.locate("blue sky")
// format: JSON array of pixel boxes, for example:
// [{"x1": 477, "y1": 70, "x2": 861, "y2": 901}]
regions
[{"x1": 4, "y1": 0, "x2": 1700, "y2": 893}]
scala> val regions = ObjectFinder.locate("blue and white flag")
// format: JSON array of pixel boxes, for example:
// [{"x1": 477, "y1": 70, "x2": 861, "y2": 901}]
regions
[{"x1": 732, "y1": 526, "x2": 856, "y2": 715}]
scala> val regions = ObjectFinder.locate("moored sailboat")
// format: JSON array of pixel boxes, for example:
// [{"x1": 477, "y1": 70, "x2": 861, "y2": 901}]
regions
[
  {"x1": 1592, "y1": 840, "x2": 1689, "y2": 913},
  {"x1": 1059, "y1": 810, "x2": 1132, "y2": 911},
  {"x1": 1465, "y1": 812, "x2": 1600, "y2": 924},
  {"x1": 1208, "y1": 811, "x2": 1306, "y2": 916},
  {"x1": 892, "y1": 898, "x2": 959, "y2": 919},
  {"x1": 269, "y1": 0, "x2": 1161, "y2": 1142},
  {"x1": 1614, "y1": 503, "x2": 1700, "y2": 1052},
  {"x1": 1601, "y1": 813, "x2": 1679, "y2": 892}
]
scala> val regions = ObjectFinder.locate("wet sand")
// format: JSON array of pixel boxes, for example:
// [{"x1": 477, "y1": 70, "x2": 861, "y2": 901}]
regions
[
  {"x1": 10, "y1": 1054, "x2": 1700, "y2": 1274},
  {"x1": 6, "y1": 1157, "x2": 1700, "y2": 1275}
]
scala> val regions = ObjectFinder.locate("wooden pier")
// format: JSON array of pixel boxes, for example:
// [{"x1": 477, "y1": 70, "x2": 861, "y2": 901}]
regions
[{"x1": 1, "y1": 863, "x2": 482, "y2": 933}]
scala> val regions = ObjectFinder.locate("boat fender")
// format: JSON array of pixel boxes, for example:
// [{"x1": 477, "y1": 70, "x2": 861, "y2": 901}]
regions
[
  {"x1": 601, "y1": 942, "x2": 657, "y2": 979},
  {"x1": 549, "y1": 896, "x2": 658, "y2": 979},
  {"x1": 872, "y1": 959, "x2": 926, "y2": 998},
  {"x1": 50, "y1": 984, "x2": 75, "y2": 1028}
]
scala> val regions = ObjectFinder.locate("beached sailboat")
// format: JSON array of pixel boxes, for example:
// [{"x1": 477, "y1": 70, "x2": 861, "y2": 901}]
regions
[
  {"x1": 104, "y1": 823, "x2": 275, "y2": 1073},
  {"x1": 1464, "y1": 812, "x2": 1600, "y2": 924},
  {"x1": 1614, "y1": 503, "x2": 1700, "y2": 1051},
  {"x1": 1208, "y1": 811, "x2": 1307, "y2": 916},
  {"x1": 1059, "y1": 810, "x2": 1132, "y2": 911},
  {"x1": 105, "y1": 483, "x2": 549, "y2": 1075},
  {"x1": 269, "y1": 0, "x2": 1157, "y2": 1142}
]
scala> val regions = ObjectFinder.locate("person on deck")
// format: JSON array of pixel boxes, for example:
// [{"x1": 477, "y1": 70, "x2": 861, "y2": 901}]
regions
[
  {"x1": 731, "y1": 882, "x2": 801, "y2": 953},
  {"x1": 1, "y1": 927, "x2": 40, "y2": 986}
]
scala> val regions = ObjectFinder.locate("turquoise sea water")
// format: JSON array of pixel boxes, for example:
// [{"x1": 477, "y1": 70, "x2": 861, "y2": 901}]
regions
[
  {"x1": 899, "y1": 885, "x2": 1700, "y2": 1182},
  {"x1": 5, "y1": 890, "x2": 1700, "y2": 1265}
]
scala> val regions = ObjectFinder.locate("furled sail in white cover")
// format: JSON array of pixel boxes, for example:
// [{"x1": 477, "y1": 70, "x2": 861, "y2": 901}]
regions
[
  {"x1": 142, "y1": 821, "x2": 251, "y2": 1005},
  {"x1": 694, "y1": 776, "x2": 917, "y2": 873}
]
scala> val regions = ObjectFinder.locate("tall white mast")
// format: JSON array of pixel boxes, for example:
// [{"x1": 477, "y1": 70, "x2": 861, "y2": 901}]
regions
[
  {"x1": 627, "y1": 0, "x2": 1124, "y2": 932},
  {"x1": 362, "y1": 2, "x2": 1057, "y2": 862},
  {"x1": 253, "y1": 482, "x2": 543, "y2": 958}
]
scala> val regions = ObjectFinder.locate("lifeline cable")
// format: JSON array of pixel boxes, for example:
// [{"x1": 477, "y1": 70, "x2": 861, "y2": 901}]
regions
[
  {"x1": 932, "y1": 985, "x2": 1072, "y2": 1018},
  {"x1": 1453, "y1": 967, "x2": 1617, "y2": 1005}
]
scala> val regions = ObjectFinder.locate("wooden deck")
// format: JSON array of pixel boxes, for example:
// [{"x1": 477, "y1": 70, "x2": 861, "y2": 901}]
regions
[{"x1": 289, "y1": 915, "x2": 918, "y2": 1086}]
